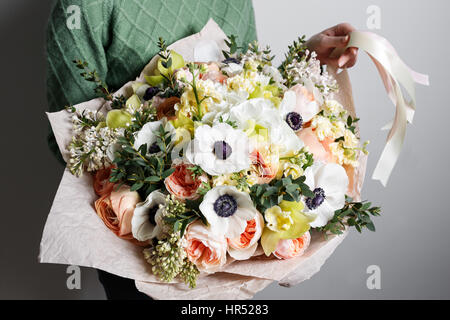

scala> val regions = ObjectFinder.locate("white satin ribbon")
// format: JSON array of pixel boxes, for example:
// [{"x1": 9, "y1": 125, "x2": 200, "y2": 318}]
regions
[{"x1": 346, "y1": 31, "x2": 429, "y2": 186}]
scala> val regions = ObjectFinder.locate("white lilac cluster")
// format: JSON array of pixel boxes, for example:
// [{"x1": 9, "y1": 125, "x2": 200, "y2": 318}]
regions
[
  {"x1": 67, "y1": 109, "x2": 122, "y2": 176},
  {"x1": 286, "y1": 50, "x2": 338, "y2": 100}
]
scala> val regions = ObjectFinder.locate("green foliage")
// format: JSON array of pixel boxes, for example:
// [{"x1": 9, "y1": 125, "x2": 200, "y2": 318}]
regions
[
  {"x1": 249, "y1": 175, "x2": 314, "y2": 214},
  {"x1": 126, "y1": 107, "x2": 157, "y2": 133},
  {"x1": 231, "y1": 172, "x2": 250, "y2": 192},
  {"x1": 247, "y1": 41, "x2": 275, "y2": 65},
  {"x1": 157, "y1": 37, "x2": 172, "y2": 68},
  {"x1": 186, "y1": 63, "x2": 210, "y2": 120},
  {"x1": 158, "y1": 82, "x2": 183, "y2": 98},
  {"x1": 280, "y1": 148, "x2": 314, "y2": 171},
  {"x1": 109, "y1": 124, "x2": 174, "y2": 199},
  {"x1": 346, "y1": 115, "x2": 360, "y2": 134},
  {"x1": 278, "y1": 36, "x2": 307, "y2": 87},
  {"x1": 163, "y1": 196, "x2": 207, "y2": 237},
  {"x1": 73, "y1": 59, "x2": 112, "y2": 100},
  {"x1": 187, "y1": 165, "x2": 204, "y2": 179},
  {"x1": 110, "y1": 95, "x2": 127, "y2": 110},
  {"x1": 222, "y1": 34, "x2": 240, "y2": 59},
  {"x1": 317, "y1": 196, "x2": 381, "y2": 237},
  {"x1": 197, "y1": 181, "x2": 212, "y2": 196}
]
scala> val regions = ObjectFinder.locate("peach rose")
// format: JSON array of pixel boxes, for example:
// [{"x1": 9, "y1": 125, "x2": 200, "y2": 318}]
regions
[
  {"x1": 94, "y1": 185, "x2": 140, "y2": 240},
  {"x1": 248, "y1": 149, "x2": 279, "y2": 184},
  {"x1": 164, "y1": 161, "x2": 208, "y2": 200},
  {"x1": 200, "y1": 62, "x2": 228, "y2": 83},
  {"x1": 273, "y1": 231, "x2": 311, "y2": 260},
  {"x1": 227, "y1": 212, "x2": 264, "y2": 260},
  {"x1": 298, "y1": 128, "x2": 356, "y2": 196},
  {"x1": 93, "y1": 166, "x2": 115, "y2": 196},
  {"x1": 343, "y1": 164, "x2": 358, "y2": 200},
  {"x1": 183, "y1": 221, "x2": 227, "y2": 273},
  {"x1": 297, "y1": 127, "x2": 337, "y2": 164}
]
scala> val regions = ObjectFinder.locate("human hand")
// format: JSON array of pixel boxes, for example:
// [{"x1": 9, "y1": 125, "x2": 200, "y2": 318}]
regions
[{"x1": 305, "y1": 23, "x2": 358, "y2": 68}]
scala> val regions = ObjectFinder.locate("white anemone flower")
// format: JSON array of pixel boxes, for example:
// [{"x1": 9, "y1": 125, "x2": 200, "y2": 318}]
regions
[
  {"x1": 303, "y1": 162, "x2": 349, "y2": 228},
  {"x1": 279, "y1": 82, "x2": 321, "y2": 132},
  {"x1": 221, "y1": 62, "x2": 244, "y2": 77},
  {"x1": 199, "y1": 186, "x2": 258, "y2": 238},
  {"x1": 185, "y1": 123, "x2": 251, "y2": 176},
  {"x1": 133, "y1": 119, "x2": 175, "y2": 154},
  {"x1": 131, "y1": 190, "x2": 167, "y2": 241},
  {"x1": 227, "y1": 98, "x2": 304, "y2": 155}
]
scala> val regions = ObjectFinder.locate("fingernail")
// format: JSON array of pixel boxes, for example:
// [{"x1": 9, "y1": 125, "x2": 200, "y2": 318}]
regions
[{"x1": 338, "y1": 56, "x2": 349, "y2": 68}]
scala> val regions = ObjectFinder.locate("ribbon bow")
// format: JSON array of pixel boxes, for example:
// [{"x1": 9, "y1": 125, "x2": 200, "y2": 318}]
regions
[{"x1": 346, "y1": 31, "x2": 429, "y2": 186}]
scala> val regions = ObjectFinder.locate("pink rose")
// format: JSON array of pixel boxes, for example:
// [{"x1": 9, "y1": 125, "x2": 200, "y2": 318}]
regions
[
  {"x1": 227, "y1": 212, "x2": 264, "y2": 260},
  {"x1": 164, "y1": 161, "x2": 208, "y2": 200},
  {"x1": 183, "y1": 221, "x2": 227, "y2": 273},
  {"x1": 94, "y1": 184, "x2": 141, "y2": 241},
  {"x1": 273, "y1": 231, "x2": 311, "y2": 260}
]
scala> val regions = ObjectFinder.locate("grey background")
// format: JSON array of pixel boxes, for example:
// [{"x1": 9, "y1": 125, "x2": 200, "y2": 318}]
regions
[{"x1": 0, "y1": 0, "x2": 448, "y2": 299}]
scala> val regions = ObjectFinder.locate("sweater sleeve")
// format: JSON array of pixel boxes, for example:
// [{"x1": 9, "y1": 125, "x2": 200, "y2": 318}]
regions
[
  {"x1": 46, "y1": 0, "x2": 112, "y2": 164},
  {"x1": 241, "y1": 0, "x2": 258, "y2": 48}
]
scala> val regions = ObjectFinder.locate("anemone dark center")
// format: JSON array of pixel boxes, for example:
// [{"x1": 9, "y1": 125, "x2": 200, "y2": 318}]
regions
[
  {"x1": 213, "y1": 194, "x2": 238, "y2": 218},
  {"x1": 213, "y1": 140, "x2": 232, "y2": 160},
  {"x1": 148, "y1": 205, "x2": 159, "y2": 225},
  {"x1": 286, "y1": 112, "x2": 303, "y2": 131},
  {"x1": 148, "y1": 142, "x2": 160, "y2": 154},
  {"x1": 222, "y1": 57, "x2": 241, "y2": 64},
  {"x1": 143, "y1": 87, "x2": 160, "y2": 101},
  {"x1": 306, "y1": 187, "x2": 326, "y2": 210}
]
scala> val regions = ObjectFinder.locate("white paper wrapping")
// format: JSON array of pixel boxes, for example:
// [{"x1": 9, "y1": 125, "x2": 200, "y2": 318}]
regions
[{"x1": 40, "y1": 19, "x2": 366, "y2": 300}]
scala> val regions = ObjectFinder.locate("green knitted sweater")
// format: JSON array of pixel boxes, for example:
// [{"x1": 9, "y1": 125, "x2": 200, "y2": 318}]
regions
[{"x1": 46, "y1": 0, "x2": 257, "y2": 163}]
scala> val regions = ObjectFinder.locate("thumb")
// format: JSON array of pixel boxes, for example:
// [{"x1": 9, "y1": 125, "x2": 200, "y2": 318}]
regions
[{"x1": 321, "y1": 35, "x2": 349, "y2": 49}]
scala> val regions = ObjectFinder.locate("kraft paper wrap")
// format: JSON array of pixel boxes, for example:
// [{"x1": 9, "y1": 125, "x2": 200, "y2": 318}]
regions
[{"x1": 40, "y1": 19, "x2": 366, "y2": 300}]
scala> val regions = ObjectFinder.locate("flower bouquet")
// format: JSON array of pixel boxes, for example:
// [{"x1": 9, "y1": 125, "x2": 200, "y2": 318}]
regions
[{"x1": 41, "y1": 20, "x2": 427, "y2": 299}]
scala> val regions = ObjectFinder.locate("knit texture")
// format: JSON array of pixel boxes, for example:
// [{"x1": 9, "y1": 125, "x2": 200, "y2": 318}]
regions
[{"x1": 46, "y1": 0, "x2": 257, "y2": 163}]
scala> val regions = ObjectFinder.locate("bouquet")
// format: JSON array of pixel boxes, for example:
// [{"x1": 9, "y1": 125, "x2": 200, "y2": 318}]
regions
[{"x1": 41, "y1": 20, "x2": 427, "y2": 299}]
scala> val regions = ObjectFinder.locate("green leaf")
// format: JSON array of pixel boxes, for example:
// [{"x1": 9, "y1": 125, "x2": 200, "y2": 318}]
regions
[
  {"x1": 162, "y1": 168, "x2": 175, "y2": 179},
  {"x1": 145, "y1": 176, "x2": 161, "y2": 182},
  {"x1": 130, "y1": 181, "x2": 144, "y2": 191},
  {"x1": 366, "y1": 222, "x2": 376, "y2": 232}
]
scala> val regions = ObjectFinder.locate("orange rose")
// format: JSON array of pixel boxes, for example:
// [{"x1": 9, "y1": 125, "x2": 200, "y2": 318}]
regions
[
  {"x1": 164, "y1": 161, "x2": 208, "y2": 200},
  {"x1": 183, "y1": 221, "x2": 227, "y2": 273},
  {"x1": 93, "y1": 166, "x2": 115, "y2": 196},
  {"x1": 273, "y1": 231, "x2": 311, "y2": 260},
  {"x1": 94, "y1": 185, "x2": 140, "y2": 241}
]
